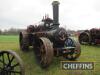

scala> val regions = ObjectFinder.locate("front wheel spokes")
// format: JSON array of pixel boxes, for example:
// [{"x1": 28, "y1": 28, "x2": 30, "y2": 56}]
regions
[
  {"x1": 65, "y1": 38, "x2": 75, "y2": 47},
  {"x1": 67, "y1": 48, "x2": 80, "y2": 60},
  {"x1": 67, "y1": 54, "x2": 76, "y2": 59}
]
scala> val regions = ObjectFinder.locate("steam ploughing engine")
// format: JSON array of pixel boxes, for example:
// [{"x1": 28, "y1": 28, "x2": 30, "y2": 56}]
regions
[
  {"x1": 19, "y1": 1, "x2": 81, "y2": 67},
  {"x1": 79, "y1": 28, "x2": 100, "y2": 45}
]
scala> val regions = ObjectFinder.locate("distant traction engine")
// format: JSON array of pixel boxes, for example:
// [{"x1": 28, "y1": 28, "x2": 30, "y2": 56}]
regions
[{"x1": 79, "y1": 28, "x2": 100, "y2": 45}]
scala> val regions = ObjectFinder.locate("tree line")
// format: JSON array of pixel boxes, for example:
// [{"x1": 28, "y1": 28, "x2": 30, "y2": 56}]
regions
[
  {"x1": 0, "y1": 28, "x2": 23, "y2": 35},
  {"x1": 0, "y1": 28, "x2": 80, "y2": 36}
]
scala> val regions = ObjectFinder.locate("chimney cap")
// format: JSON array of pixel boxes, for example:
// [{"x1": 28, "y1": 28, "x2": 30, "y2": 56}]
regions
[{"x1": 52, "y1": 1, "x2": 60, "y2": 5}]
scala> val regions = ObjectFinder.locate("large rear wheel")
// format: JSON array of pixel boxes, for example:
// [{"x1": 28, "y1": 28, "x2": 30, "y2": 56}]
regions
[{"x1": 34, "y1": 37, "x2": 53, "y2": 68}]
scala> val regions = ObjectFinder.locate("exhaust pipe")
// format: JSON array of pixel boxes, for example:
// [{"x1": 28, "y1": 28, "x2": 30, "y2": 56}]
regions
[{"x1": 52, "y1": 1, "x2": 60, "y2": 27}]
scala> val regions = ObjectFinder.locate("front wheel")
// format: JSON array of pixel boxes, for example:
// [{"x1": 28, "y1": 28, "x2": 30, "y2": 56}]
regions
[{"x1": 63, "y1": 38, "x2": 81, "y2": 60}]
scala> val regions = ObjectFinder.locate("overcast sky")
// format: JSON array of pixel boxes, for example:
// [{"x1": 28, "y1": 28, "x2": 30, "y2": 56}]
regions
[{"x1": 0, "y1": 0, "x2": 100, "y2": 30}]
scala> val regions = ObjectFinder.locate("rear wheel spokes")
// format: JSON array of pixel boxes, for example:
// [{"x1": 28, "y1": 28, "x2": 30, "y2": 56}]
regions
[
  {"x1": 35, "y1": 37, "x2": 53, "y2": 68},
  {"x1": 40, "y1": 44, "x2": 46, "y2": 64}
]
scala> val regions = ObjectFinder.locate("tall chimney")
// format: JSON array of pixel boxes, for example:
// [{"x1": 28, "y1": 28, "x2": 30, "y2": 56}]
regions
[{"x1": 52, "y1": 1, "x2": 60, "y2": 27}]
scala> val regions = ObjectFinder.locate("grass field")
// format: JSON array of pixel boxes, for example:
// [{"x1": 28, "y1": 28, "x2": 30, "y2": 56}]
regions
[{"x1": 0, "y1": 35, "x2": 100, "y2": 75}]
